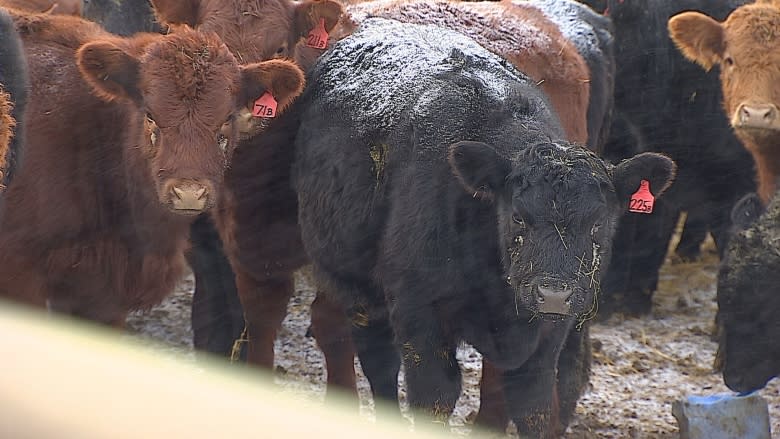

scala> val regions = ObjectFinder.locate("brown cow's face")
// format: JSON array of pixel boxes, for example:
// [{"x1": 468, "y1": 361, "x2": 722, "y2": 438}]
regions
[
  {"x1": 670, "y1": 5, "x2": 780, "y2": 144},
  {"x1": 150, "y1": 0, "x2": 342, "y2": 66},
  {"x1": 76, "y1": 29, "x2": 304, "y2": 215}
]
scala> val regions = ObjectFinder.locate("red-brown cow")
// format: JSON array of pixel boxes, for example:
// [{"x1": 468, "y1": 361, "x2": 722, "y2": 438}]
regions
[
  {"x1": 1, "y1": 0, "x2": 83, "y2": 16},
  {"x1": 669, "y1": 0, "x2": 780, "y2": 204},
  {"x1": 0, "y1": 10, "x2": 304, "y2": 326},
  {"x1": 150, "y1": 0, "x2": 342, "y2": 70},
  {"x1": 149, "y1": 0, "x2": 346, "y2": 371}
]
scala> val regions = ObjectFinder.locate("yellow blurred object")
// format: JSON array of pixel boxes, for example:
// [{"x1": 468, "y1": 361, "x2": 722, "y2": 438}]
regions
[{"x1": 0, "y1": 300, "x2": 460, "y2": 439}]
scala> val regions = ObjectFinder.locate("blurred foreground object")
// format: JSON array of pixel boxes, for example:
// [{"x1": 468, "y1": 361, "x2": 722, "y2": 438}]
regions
[
  {"x1": 0, "y1": 300, "x2": 455, "y2": 439},
  {"x1": 672, "y1": 393, "x2": 771, "y2": 439}
]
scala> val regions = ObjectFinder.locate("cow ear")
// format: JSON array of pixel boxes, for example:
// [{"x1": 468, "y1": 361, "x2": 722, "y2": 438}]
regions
[
  {"x1": 448, "y1": 141, "x2": 512, "y2": 201},
  {"x1": 668, "y1": 12, "x2": 725, "y2": 71},
  {"x1": 77, "y1": 40, "x2": 142, "y2": 104},
  {"x1": 239, "y1": 59, "x2": 305, "y2": 115},
  {"x1": 149, "y1": 0, "x2": 201, "y2": 28},
  {"x1": 612, "y1": 152, "x2": 676, "y2": 207},
  {"x1": 293, "y1": 0, "x2": 343, "y2": 38},
  {"x1": 731, "y1": 192, "x2": 765, "y2": 230}
]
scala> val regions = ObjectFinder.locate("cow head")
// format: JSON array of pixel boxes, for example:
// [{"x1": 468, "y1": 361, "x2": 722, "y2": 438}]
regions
[
  {"x1": 669, "y1": 4, "x2": 780, "y2": 144},
  {"x1": 76, "y1": 29, "x2": 304, "y2": 215},
  {"x1": 449, "y1": 142, "x2": 675, "y2": 319},
  {"x1": 715, "y1": 189, "x2": 780, "y2": 393},
  {"x1": 150, "y1": 0, "x2": 342, "y2": 65}
]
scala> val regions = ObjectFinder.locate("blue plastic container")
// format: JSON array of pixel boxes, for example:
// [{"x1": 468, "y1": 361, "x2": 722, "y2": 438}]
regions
[{"x1": 672, "y1": 393, "x2": 771, "y2": 439}]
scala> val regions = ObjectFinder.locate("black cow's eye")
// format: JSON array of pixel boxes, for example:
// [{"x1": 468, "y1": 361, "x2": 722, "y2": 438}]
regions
[
  {"x1": 591, "y1": 223, "x2": 602, "y2": 235},
  {"x1": 512, "y1": 214, "x2": 525, "y2": 227}
]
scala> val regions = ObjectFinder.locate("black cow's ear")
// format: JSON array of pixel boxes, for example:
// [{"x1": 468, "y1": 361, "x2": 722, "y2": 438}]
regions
[
  {"x1": 731, "y1": 192, "x2": 764, "y2": 230},
  {"x1": 612, "y1": 152, "x2": 676, "y2": 206},
  {"x1": 448, "y1": 141, "x2": 511, "y2": 201}
]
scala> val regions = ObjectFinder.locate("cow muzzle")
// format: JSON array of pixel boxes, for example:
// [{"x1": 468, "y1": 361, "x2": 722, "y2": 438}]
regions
[
  {"x1": 733, "y1": 103, "x2": 780, "y2": 131},
  {"x1": 164, "y1": 179, "x2": 212, "y2": 215},
  {"x1": 532, "y1": 281, "x2": 574, "y2": 315}
]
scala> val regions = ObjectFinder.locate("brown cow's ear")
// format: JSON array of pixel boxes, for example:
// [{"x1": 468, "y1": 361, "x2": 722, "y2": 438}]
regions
[
  {"x1": 612, "y1": 152, "x2": 677, "y2": 209},
  {"x1": 149, "y1": 0, "x2": 201, "y2": 28},
  {"x1": 77, "y1": 41, "x2": 142, "y2": 104},
  {"x1": 239, "y1": 59, "x2": 305, "y2": 115},
  {"x1": 668, "y1": 12, "x2": 725, "y2": 71},
  {"x1": 293, "y1": 0, "x2": 343, "y2": 38}
]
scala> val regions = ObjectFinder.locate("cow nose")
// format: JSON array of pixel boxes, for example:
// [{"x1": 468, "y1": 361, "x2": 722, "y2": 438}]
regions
[
  {"x1": 737, "y1": 103, "x2": 778, "y2": 129},
  {"x1": 170, "y1": 181, "x2": 209, "y2": 212},
  {"x1": 535, "y1": 284, "x2": 574, "y2": 315}
]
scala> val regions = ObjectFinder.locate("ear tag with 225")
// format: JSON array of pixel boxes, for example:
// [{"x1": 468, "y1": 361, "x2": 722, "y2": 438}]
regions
[{"x1": 629, "y1": 179, "x2": 655, "y2": 214}]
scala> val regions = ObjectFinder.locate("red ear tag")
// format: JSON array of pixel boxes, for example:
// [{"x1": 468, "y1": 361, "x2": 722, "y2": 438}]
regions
[
  {"x1": 629, "y1": 179, "x2": 655, "y2": 214},
  {"x1": 306, "y1": 18, "x2": 329, "y2": 50},
  {"x1": 252, "y1": 91, "x2": 277, "y2": 118}
]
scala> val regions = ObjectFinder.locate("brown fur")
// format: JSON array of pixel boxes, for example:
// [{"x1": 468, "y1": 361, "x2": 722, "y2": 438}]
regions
[
  {"x1": 0, "y1": 10, "x2": 304, "y2": 325},
  {"x1": 337, "y1": 0, "x2": 591, "y2": 145},
  {"x1": 0, "y1": 86, "x2": 13, "y2": 187},
  {"x1": 0, "y1": 0, "x2": 83, "y2": 16},
  {"x1": 670, "y1": 4, "x2": 780, "y2": 203},
  {"x1": 150, "y1": 0, "x2": 343, "y2": 68}
]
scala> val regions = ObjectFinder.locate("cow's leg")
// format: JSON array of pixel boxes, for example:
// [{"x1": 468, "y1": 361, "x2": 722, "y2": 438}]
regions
[
  {"x1": 599, "y1": 198, "x2": 679, "y2": 319},
  {"x1": 674, "y1": 210, "x2": 708, "y2": 262},
  {"x1": 234, "y1": 269, "x2": 293, "y2": 368},
  {"x1": 310, "y1": 291, "x2": 357, "y2": 398},
  {"x1": 392, "y1": 306, "x2": 460, "y2": 427},
  {"x1": 503, "y1": 323, "x2": 570, "y2": 439},
  {"x1": 555, "y1": 323, "x2": 591, "y2": 430},
  {"x1": 349, "y1": 301, "x2": 400, "y2": 411},
  {"x1": 188, "y1": 215, "x2": 245, "y2": 359},
  {"x1": 474, "y1": 358, "x2": 509, "y2": 433}
]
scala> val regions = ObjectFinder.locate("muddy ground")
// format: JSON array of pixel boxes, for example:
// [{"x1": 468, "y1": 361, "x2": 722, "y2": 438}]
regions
[{"x1": 125, "y1": 223, "x2": 780, "y2": 438}]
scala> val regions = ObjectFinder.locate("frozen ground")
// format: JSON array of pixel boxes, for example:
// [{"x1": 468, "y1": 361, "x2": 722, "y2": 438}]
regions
[{"x1": 125, "y1": 229, "x2": 780, "y2": 438}]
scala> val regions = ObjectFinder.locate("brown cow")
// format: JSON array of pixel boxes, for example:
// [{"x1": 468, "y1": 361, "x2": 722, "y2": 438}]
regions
[
  {"x1": 336, "y1": 0, "x2": 591, "y2": 145},
  {"x1": 150, "y1": 0, "x2": 343, "y2": 70},
  {"x1": 669, "y1": 1, "x2": 780, "y2": 204},
  {"x1": 1, "y1": 0, "x2": 83, "y2": 16},
  {"x1": 0, "y1": 10, "x2": 304, "y2": 326}
]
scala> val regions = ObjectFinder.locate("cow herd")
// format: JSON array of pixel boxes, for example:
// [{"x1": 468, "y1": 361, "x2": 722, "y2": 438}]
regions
[{"x1": 0, "y1": 0, "x2": 778, "y2": 437}]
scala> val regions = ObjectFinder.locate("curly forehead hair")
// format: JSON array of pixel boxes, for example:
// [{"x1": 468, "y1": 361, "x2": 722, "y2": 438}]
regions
[
  {"x1": 141, "y1": 28, "x2": 240, "y2": 103},
  {"x1": 512, "y1": 142, "x2": 612, "y2": 185}
]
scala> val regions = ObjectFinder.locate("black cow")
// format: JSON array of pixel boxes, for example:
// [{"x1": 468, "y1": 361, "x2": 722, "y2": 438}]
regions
[
  {"x1": 82, "y1": 0, "x2": 161, "y2": 35},
  {"x1": 293, "y1": 18, "x2": 675, "y2": 437},
  {"x1": 0, "y1": 7, "x2": 28, "y2": 200},
  {"x1": 715, "y1": 189, "x2": 780, "y2": 394},
  {"x1": 579, "y1": 0, "x2": 756, "y2": 318}
]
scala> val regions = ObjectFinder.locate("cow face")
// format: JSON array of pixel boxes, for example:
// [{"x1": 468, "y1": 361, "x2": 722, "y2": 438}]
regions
[
  {"x1": 715, "y1": 190, "x2": 780, "y2": 393},
  {"x1": 449, "y1": 142, "x2": 675, "y2": 320},
  {"x1": 669, "y1": 4, "x2": 780, "y2": 144},
  {"x1": 150, "y1": 0, "x2": 342, "y2": 64},
  {"x1": 76, "y1": 29, "x2": 304, "y2": 215}
]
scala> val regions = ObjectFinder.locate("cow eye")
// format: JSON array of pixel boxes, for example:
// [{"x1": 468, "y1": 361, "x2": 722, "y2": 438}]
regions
[
  {"x1": 724, "y1": 56, "x2": 734, "y2": 67},
  {"x1": 145, "y1": 112, "x2": 156, "y2": 125},
  {"x1": 591, "y1": 223, "x2": 602, "y2": 236},
  {"x1": 512, "y1": 214, "x2": 525, "y2": 227}
]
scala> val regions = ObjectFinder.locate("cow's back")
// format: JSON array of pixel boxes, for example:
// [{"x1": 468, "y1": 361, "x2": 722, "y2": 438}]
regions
[
  {"x1": 343, "y1": 0, "x2": 590, "y2": 145},
  {"x1": 525, "y1": 0, "x2": 615, "y2": 153}
]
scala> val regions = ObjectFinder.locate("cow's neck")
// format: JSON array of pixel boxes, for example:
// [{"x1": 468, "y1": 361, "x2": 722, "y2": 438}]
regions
[{"x1": 742, "y1": 135, "x2": 780, "y2": 204}]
